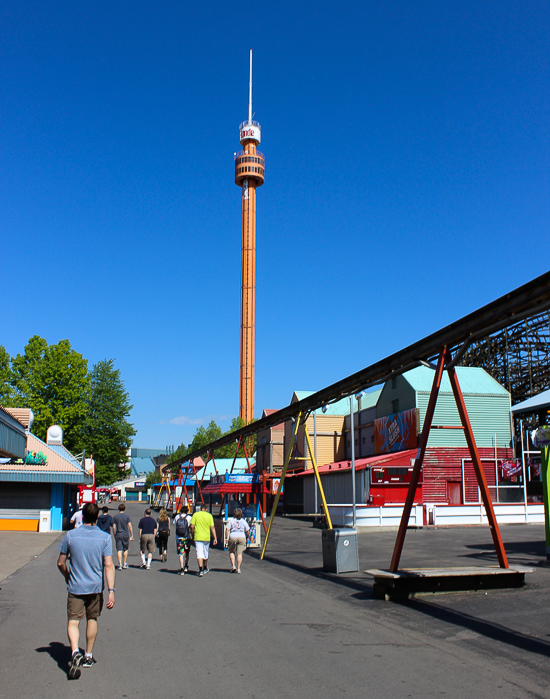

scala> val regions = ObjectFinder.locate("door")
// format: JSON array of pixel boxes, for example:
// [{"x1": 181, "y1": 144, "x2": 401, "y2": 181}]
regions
[{"x1": 446, "y1": 481, "x2": 461, "y2": 504}]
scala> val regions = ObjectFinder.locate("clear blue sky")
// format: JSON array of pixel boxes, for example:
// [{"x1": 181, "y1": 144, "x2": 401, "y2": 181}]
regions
[{"x1": 2, "y1": 1, "x2": 549, "y2": 451}]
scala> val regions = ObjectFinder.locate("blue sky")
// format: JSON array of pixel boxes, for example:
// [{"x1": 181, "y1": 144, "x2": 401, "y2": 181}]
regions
[{"x1": 1, "y1": 1, "x2": 549, "y2": 451}]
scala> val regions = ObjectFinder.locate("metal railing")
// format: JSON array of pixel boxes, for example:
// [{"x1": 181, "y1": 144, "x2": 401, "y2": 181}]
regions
[
  {"x1": 235, "y1": 150, "x2": 265, "y2": 161},
  {"x1": 239, "y1": 120, "x2": 261, "y2": 130}
]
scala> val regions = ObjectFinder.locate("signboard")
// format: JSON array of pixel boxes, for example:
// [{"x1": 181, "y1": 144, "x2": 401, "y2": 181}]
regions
[
  {"x1": 227, "y1": 473, "x2": 254, "y2": 484},
  {"x1": 134, "y1": 481, "x2": 146, "y2": 488},
  {"x1": 374, "y1": 408, "x2": 418, "y2": 454}
]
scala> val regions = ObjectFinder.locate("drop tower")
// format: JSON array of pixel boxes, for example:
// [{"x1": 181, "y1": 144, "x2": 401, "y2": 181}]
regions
[{"x1": 235, "y1": 50, "x2": 265, "y2": 424}]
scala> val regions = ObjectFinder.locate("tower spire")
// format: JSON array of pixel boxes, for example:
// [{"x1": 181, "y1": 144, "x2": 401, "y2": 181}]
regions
[{"x1": 248, "y1": 49, "x2": 253, "y2": 124}]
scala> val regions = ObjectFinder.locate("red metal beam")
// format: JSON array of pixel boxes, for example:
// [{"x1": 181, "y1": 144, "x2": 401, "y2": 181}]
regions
[
  {"x1": 390, "y1": 347, "x2": 447, "y2": 572},
  {"x1": 447, "y1": 366, "x2": 509, "y2": 568}
]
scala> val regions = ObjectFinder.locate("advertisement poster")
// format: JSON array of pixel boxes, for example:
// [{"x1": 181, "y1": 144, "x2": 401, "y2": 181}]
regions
[{"x1": 374, "y1": 408, "x2": 418, "y2": 454}]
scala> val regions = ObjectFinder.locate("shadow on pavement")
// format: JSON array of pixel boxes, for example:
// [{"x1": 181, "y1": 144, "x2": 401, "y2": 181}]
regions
[
  {"x1": 252, "y1": 550, "x2": 374, "y2": 597},
  {"x1": 398, "y1": 598, "x2": 550, "y2": 658},
  {"x1": 35, "y1": 641, "x2": 70, "y2": 673}
]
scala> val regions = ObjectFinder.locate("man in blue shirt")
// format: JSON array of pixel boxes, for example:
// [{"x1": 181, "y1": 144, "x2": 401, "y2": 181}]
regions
[{"x1": 57, "y1": 502, "x2": 115, "y2": 679}]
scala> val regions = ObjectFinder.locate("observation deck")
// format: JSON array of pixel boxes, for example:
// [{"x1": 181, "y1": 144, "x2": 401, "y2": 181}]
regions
[{"x1": 235, "y1": 150, "x2": 265, "y2": 186}]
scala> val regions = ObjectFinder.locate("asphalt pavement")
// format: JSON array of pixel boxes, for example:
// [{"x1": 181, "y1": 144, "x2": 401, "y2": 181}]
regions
[{"x1": 1, "y1": 502, "x2": 549, "y2": 698}]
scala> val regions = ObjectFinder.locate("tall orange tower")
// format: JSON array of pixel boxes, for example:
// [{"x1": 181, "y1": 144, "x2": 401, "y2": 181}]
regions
[{"x1": 235, "y1": 50, "x2": 264, "y2": 424}]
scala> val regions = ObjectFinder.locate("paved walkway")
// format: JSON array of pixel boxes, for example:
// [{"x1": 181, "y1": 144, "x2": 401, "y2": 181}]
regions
[
  {"x1": 0, "y1": 531, "x2": 60, "y2": 582},
  {"x1": 1, "y1": 503, "x2": 549, "y2": 698}
]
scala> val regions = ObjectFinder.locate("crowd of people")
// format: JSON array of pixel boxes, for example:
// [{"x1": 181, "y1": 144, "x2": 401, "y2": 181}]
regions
[{"x1": 58, "y1": 500, "x2": 251, "y2": 679}]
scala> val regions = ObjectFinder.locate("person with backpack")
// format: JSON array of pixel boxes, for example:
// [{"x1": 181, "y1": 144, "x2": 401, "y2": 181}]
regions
[{"x1": 174, "y1": 505, "x2": 192, "y2": 575}]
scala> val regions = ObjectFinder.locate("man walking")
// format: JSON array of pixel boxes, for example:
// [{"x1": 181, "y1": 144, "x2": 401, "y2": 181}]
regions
[
  {"x1": 138, "y1": 508, "x2": 157, "y2": 570},
  {"x1": 190, "y1": 502, "x2": 217, "y2": 576},
  {"x1": 112, "y1": 502, "x2": 134, "y2": 571},
  {"x1": 96, "y1": 506, "x2": 113, "y2": 534},
  {"x1": 174, "y1": 505, "x2": 192, "y2": 575},
  {"x1": 57, "y1": 502, "x2": 115, "y2": 680}
]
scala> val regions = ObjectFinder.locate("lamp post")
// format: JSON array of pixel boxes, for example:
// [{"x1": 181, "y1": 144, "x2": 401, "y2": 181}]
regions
[{"x1": 350, "y1": 392, "x2": 364, "y2": 528}]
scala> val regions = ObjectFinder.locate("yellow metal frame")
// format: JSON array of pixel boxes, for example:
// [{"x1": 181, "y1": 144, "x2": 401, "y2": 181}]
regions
[
  {"x1": 261, "y1": 412, "x2": 332, "y2": 560},
  {"x1": 154, "y1": 471, "x2": 172, "y2": 508}
]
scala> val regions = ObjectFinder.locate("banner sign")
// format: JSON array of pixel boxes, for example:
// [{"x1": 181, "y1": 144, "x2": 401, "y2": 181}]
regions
[
  {"x1": 134, "y1": 481, "x2": 146, "y2": 488},
  {"x1": 501, "y1": 460, "x2": 522, "y2": 479},
  {"x1": 227, "y1": 473, "x2": 255, "y2": 483},
  {"x1": 374, "y1": 408, "x2": 418, "y2": 454}
]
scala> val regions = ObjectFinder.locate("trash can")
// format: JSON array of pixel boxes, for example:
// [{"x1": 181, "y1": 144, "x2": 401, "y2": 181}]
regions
[{"x1": 322, "y1": 528, "x2": 359, "y2": 574}]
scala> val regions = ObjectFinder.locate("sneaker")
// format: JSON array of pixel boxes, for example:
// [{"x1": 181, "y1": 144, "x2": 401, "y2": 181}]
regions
[
  {"x1": 82, "y1": 655, "x2": 96, "y2": 668},
  {"x1": 140, "y1": 563, "x2": 146, "y2": 569},
  {"x1": 230, "y1": 567, "x2": 236, "y2": 573},
  {"x1": 68, "y1": 651, "x2": 83, "y2": 680},
  {"x1": 203, "y1": 566, "x2": 210, "y2": 575},
  {"x1": 183, "y1": 566, "x2": 189, "y2": 573},
  {"x1": 122, "y1": 563, "x2": 128, "y2": 569},
  {"x1": 146, "y1": 565, "x2": 151, "y2": 570},
  {"x1": 199, "y1": 570, "x2": 203, "y2": 577},
  {"x1": 117, "y1": 566, "x2": 123, "y2": 571},
  {"x1": 179, "y1": 569, "x2": 185, "y2": 576},
  {"x1": 236, "y1": 569, "x2": 241, "y2": 574}
]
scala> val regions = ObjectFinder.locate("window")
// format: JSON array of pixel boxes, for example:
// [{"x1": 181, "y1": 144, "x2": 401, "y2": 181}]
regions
[
  {"x1": 392, "y1": 399, "x2": 399, "y2": 413},
  {"x1": 391, "y1": 377, "x2": 397, "y2": 389}
]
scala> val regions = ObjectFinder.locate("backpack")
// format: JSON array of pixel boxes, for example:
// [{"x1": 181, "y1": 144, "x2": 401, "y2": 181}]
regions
[{"x1": 175, "y1": 513, "x2": 190, "y2": 537}]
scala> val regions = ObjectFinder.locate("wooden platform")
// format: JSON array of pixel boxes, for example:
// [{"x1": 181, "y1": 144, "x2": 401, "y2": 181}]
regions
[{"x1": 365, "y1": 566, "x2": 533, "y2": 600}]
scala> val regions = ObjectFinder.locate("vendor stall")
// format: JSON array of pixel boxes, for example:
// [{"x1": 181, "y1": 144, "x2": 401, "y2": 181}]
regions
[{"x1": 202, "y1": 473, "x2": 268, "y2": 549}]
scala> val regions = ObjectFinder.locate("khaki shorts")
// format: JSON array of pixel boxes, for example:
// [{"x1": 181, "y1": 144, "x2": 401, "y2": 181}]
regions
[
  {"x1": 228, "y1": 537, "x2": 247, "y2": 555},
  {"x1": 67, "y1": 592, "x2": 103, "y2": 621},
  {"x1": 140, "y1": 533, "x2": 155, "y2": 554}
]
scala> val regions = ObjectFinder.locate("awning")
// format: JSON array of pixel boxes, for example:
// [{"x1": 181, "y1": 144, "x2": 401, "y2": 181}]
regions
[
  {"x1": 0, "y1": 407, "x2": 27, "y2": 459},
  {"x1": 512, "y1": 389, "x2": 550, "y2": 416},
  {"x1": 293, "y1": 449, "x2": 418, "y2": 477}
]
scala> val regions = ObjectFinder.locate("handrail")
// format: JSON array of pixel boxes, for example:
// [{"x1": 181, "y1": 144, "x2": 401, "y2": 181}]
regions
[
  {"x1": 239, "y1": 120, "x2": 261, "y2": 130},
  {"x1": 235, "y1": 150, "x2": 265, "y2": 160}
]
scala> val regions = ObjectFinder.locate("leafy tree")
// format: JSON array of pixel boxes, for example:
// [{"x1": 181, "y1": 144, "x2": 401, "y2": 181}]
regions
[
  {"x1": 0, "y1": 346, "x2": 14, "y2": 406},
  {"x1": 80, "y1": 359, "x2": 136, "y2": 486},
  {"x1": 167, "y1": 416, "x2": 257, "y2": 466},
  {"x1": 11, "y1": 336, "x2": 90, "y2": 453},
  {"x1": 144, "y1": 469, "x2": 159, "y2": 489}
]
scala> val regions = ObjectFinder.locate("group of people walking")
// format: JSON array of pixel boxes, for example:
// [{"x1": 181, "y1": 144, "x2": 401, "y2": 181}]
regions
[{"x1": 57, "y1": 500, "x2": 251, "y2": 679}]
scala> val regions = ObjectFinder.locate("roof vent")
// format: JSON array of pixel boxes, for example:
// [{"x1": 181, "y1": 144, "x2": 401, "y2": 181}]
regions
[{"x1": 47, "y1": 425, "x2": 63, "y2": 445}]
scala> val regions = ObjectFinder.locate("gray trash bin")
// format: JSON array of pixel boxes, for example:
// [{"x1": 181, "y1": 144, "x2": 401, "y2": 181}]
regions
[{"x1": 322, "y1": 528, "x2": 359, "y2": 574}]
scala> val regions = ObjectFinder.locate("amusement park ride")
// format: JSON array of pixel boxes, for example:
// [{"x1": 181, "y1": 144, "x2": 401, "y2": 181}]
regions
[{"x1": 235, "y1": 50, "x2": 264, "y2": 425}]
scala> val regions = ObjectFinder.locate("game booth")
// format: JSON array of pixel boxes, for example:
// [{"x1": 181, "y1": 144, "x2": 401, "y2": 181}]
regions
[{"x1": 202, "y1": 473, "x2": 268, "y2": 549}]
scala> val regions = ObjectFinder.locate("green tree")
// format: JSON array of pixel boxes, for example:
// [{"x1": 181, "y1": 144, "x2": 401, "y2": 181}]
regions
[
  {"x1": 81, "y1": 359, "x2": 137, "y2": 486},
  {"x1": 11, "y1": 336, "x2": 90, "y2": 452},
  {"x1": 0, "y1": 345, "x2": 14, "y2": 406},
  {"x1": 144, "y1": 469, "x2": 159, "y2": 489},
  {"x1": 167, "y1": 416, "x2": 257, "y2": 465}
]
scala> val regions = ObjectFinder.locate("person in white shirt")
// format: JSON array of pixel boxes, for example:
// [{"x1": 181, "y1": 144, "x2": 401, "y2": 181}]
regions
[
  {"x1": 224, "y1": 508, "x2": 250, "y2": 574},
  {"x1": 70, "y1": 507, "x2": 83, "y2": 529}
]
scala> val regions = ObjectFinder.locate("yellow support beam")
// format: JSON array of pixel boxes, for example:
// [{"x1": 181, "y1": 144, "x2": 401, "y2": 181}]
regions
[
  {"x1": 260, "y1": 411, "x2": 302, "y2": 560},
  {"x1": 303, "y1": 423, "x2": 333, "y2": 530}
]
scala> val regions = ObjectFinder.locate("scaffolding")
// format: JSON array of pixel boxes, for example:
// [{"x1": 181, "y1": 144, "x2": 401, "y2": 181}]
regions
[{"x1": 461, "y1": 309, "x2": 550, "y2": 406}]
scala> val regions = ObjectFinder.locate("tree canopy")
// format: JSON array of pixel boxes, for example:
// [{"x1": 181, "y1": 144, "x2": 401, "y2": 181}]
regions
[
  {"x1": 80, "y1": 359, "x2": 136, "y2": 485},
  {"x1": 167, "y1": 416, "x2": 256, "y2": 467},
  {"x1": 1, "y1": 338, "x2": 136, "y2": 485},
  {"x1": 10, "y1": 336, "x2": 90, "y2": 453}
]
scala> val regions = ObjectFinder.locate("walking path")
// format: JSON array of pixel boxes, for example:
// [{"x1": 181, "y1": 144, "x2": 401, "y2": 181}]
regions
[{"x1": 1, "y1": 502, "x2": 549, "y2": 698}]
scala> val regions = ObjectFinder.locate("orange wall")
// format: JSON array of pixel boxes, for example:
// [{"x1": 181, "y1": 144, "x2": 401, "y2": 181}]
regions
[{"x1": 0, "y1": 519, "x2": 40, "y2": 532}]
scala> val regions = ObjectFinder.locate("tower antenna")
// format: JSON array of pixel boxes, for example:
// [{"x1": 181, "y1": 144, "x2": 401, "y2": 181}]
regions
[{"x1": 248, "y1": 49, "x2": 253, "y2": 124}]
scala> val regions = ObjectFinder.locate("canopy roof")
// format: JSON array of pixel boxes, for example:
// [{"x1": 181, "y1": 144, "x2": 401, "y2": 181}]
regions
[{"x1": 512, "y1": 389, "x2": 550, "y2": 415}]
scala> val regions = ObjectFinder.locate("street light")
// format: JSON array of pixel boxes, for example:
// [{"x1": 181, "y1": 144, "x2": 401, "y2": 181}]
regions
[{"x1": 350, "y1": 392, "x2": 365, "y2": 528}]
